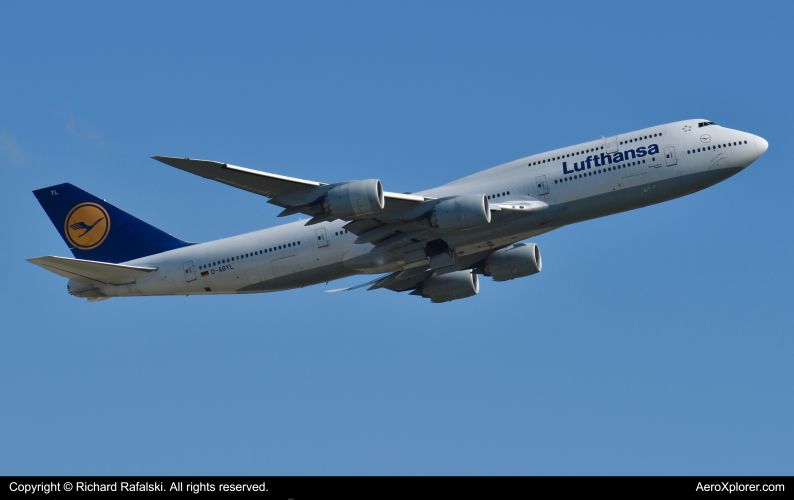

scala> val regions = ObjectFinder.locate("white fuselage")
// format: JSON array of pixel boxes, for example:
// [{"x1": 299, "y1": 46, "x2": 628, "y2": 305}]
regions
[{"x1": 91, "y1": 119, "x2": 766, "y2": 298}]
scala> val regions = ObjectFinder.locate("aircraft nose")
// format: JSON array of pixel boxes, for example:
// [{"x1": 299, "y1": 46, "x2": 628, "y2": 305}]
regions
[{"x1": 755, "y1": 136, "x2": 769, "y2": 157}]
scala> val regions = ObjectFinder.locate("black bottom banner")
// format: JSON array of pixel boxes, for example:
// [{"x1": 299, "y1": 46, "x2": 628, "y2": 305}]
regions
[{"x1": 2, "y1": 476, "x2": 790, "y2": 498}]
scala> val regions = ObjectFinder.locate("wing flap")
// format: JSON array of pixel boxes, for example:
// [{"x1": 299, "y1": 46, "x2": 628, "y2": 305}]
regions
[
  {"x1": 494, "y1": 200, "x2": 549, "y2": 212},
  {"x1": 28, "y1": 256, "x2": 157, "y2": 285}
]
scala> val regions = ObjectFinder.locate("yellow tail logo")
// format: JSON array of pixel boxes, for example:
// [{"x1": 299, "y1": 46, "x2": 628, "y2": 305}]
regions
[{"x1": 64, "y1": 203, "x2": 110, "y2": 250}]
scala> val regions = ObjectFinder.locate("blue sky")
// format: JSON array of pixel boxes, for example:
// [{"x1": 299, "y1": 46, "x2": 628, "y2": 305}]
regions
[{"x1": 1, "y1": 1, "x2": 792, "y2": 475}]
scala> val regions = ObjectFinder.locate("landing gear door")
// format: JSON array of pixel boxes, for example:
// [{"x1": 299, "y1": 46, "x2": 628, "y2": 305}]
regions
[
  {"x1": 315, "y1": 227, "x2": 329, "y2": 247},
  {"x1": 183, "y1": 261, "x2": 196, "y2": 282},
  {"x1": 664, "y1": 146, "x2": 677, "y2": 166},
  {"x1": 535, "y1": 175, "x2": 549, "y2": 196},
  {"x1": 606, "y1": 136, "x2": 618, "y2": 154}
]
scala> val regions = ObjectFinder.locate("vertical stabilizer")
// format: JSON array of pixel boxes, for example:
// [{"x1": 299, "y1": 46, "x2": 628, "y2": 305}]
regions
[{"x1": 33, "y1": 183, "x2": 193, "y2": 264}]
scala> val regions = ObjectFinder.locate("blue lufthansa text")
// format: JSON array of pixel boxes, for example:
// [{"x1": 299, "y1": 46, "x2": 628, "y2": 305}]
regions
[{"x1": 562, "y1": 144, "x2": 659, "y2": 175}]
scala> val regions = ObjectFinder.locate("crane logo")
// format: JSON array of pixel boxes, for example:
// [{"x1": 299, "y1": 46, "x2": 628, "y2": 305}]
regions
[{"x1": 64, "y1": 203, "x2": 110, "y2": 250}]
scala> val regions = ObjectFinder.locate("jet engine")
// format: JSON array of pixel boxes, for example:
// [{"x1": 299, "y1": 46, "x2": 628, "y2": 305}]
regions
[
  {"x1": 419, "y1": 269, "x2": 479, "y2": 303},
  {"x1": 483, "y1": 243, "x2": 542, "y2": 281},
  {"x1": 429, "y1": 194, "x2": 491, "y2": 232},
  {"x1": 323, "y1": 179, "x2": 385, "y2": 217}
]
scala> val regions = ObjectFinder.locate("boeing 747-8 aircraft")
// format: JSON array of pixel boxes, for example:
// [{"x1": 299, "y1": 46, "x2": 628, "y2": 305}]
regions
[{"x1": 30, "y1": 119, "x2": 768, "y2": 302}]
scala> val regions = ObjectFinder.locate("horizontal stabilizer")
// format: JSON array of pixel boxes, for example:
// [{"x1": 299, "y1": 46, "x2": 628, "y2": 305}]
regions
[{"x1": 28, "y1": 256, "x2": 157, "y2": 285}]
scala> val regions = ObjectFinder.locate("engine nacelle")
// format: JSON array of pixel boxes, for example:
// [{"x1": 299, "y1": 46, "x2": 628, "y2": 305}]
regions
[
  {"x1": 421, "y1": 269, "x2": 479, "y2": 303},
  {"x1": 429, "y1": 194, "x2": 491, "y2": 232},
  {"x1": 323, "y1": 179, "x2": 385, "y2": 217},
  {"x1": 483, "y1": 243, "x2": 542, "y2": 281}
]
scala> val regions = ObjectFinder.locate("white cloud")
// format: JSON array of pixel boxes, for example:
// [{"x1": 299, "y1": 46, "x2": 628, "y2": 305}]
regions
[
  {"x1": 65, "y1": 109, "x2": 109, "y2": 148},
  {"x1": 0, "y1": 130, "x2": 31, "y2": 167}
]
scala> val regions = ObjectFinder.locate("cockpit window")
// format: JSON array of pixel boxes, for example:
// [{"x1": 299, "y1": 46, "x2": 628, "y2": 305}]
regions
[{"x1": 698, "y1": 121, "x2": 717, "y2": 127}]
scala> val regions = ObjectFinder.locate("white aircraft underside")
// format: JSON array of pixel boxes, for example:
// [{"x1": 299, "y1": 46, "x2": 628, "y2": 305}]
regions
[{"x1": 30, "y1": 119, "x2": 768, "y2": 303}]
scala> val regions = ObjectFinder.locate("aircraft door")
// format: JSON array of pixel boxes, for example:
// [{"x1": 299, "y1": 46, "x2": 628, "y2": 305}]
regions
[
  {"x1": 606, "y1": 136, "x2": 618, "y2": 153},
  {"x1": 664, "y1": 146, "x2": 677, "y2": 166},
  {"x1": 183, "y1": 261, "x2": 196, "y2": 282},
  {"x1": 535, "y1": 175, "x2": 549, "y2": 196},
  {"x1": 315, "y1": 228, "x2": 329, "y2": 247}
]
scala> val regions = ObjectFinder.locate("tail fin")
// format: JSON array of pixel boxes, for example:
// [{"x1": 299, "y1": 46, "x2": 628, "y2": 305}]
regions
[{"x1": 33, "y1": 183, "x2": 193, "y2": 264}]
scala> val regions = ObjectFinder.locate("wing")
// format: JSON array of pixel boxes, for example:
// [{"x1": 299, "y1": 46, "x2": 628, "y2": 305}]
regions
[
  {"x1": 152, "y1": 157, "x2": 544, "y2": 266},
  {"x1": 153, "y1": 156, "x2": 430, "y2": 225},
  {"x1": 323, "y1": 268, "x2": 435, "y2": 295}
]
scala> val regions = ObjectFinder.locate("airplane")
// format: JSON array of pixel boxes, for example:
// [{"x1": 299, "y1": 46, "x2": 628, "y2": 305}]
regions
[{"x1": 29, "y1": 119, "x2": 768, "y2": 303}]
